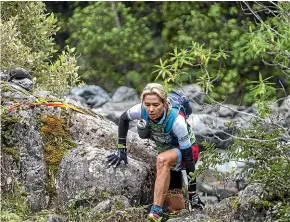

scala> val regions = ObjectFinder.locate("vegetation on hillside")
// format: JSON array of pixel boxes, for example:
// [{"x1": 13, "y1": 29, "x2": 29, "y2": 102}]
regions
[{"x1": 1, "y1": 2, "x2": 81, "y2": 97}]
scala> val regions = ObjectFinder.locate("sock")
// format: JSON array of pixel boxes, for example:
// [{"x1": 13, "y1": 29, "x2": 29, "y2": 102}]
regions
[{"x1": 150, "y1": 204, "x2": 163, "y2": 216}]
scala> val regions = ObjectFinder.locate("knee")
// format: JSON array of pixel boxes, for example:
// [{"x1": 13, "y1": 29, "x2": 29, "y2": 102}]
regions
[{"x1": 156, "y1": 154, "x2": 170, "y2": 170}]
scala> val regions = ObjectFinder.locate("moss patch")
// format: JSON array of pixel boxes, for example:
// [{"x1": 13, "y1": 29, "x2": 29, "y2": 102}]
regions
[
  {"x1": 230, "y1": 196, "x2": 240, "y2": 210},
  {"x1": 1, "y1": 81, "x2": 12, "y2": 93},
  {"x1": 1, "y1": 106, "x2": 19, "y2": 146},
  {"x1": 1, "y1": 180, "x2": 30, "y2": 218},
  {"x1": 250, "y1": 199, "x2": 274, "y2": 212},
  {"x1": 40, "y1": 114, "x2": 76, "y2": 197},
  {"x1": 3, "y1": 147, "x2": 20, "y2": 163},
  {"x1": 41, "y1": 114, "x2": 75, "y2": 172},
  {"x1": 113, "y1": 200, "x2": 125, "y2": 210}
]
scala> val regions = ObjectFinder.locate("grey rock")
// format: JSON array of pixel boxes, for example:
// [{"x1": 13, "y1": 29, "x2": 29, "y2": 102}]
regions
[
  {"x1": 71, "y1": 85, "x2": 111, "y2": 108},
  {"x1": 11, "y1": 78, "x2": 33, "y2": 91},
  {"x1": 2, "y1": 82, "x2": 35, "y2": 102},
  {"x1": 1, "y1": 70, "x2": 9, "y2": 81},
  {"x1": 92, "y1": 195, "x2": 131, "y2": 215},
  {"x1": 181, "y1": 84, "x2": 204, "y2": 105},
  {"x1": 111, "y1": 195, "x2": 131, "y2": 210},
  {"x1": 1, "y1": 103, "x2": 57, "y2": 211},
  {"x1": 1, "y1": 82, "x2": 157, "y2": 212},
  {"x1": 218, "y1": 105, "x2": 245, "y2": 118},
  {"x1": 206, "y1": 183, "x2": 268, "y2": 222},
  {"x1": 89, "y1": 95, "x2": 110, "y2": 108},
  {"x1": 188, "y1": 114, "x2": 233, "y2": 149},
  {"x1": 92, "y1": 199, "x2": 112, "y2": 214},
  {"x1": 112, "y1": 86, "x2": 139, "y2": 102},
  {"x1": 8, "y1": 67, "x2": 32, "y2": 81},
  {"x1": 279, "y1": 96, "x2": 290, "y2": 127},
  {"x1": 34, "y1": 90, "x2": 58, "y2": 101},
  {"x1": 46, "y1": 215, "x2": 67, "y2": 222},
  {"x1": 166, "y1": 209, "x2": 212, "y2": 222},
  {"x1": 56, "y1": 145, "x2": 152, "y2": 210},
  {"x1": 94, "y1": 100, "x2": 140, "y2": 124},
  {"x1": 65, "y1": 94, "x2": 89, "y2": 109},
  {"x1": 52, "y1": 112, "x2": 156, "y2": 210},
  {"x1": 72, "y1": 85, "x2": 110, "y2": 99}
]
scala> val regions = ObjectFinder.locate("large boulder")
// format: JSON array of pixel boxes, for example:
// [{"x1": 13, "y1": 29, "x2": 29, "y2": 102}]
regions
[
  {"x1": 70, "y1": 85, "x2": 111, "y2": 108},
  {"x1": 111, "y1": 86, "x2": 139, "y2": 102},
  {"x1": 1, "y1": 81, "x2": 156, "y2": 212},
  {"x1": 93, "y1": 100, "x2": 140, "y2": 125},
  {"x1": 56, "y1": 145, "x2": 151, "y2": 210},
  {"x1": 279, "y1": 95, "x2": 290, "y2": 127}
]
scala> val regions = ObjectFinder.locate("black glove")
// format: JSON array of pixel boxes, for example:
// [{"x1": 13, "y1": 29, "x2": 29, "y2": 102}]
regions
[
  {"x1": 180, "y1": 147, "x2": 195, "y2": 174},
  {"x1": 107, "y1": 148, "x2": 128, "y2": 167}
]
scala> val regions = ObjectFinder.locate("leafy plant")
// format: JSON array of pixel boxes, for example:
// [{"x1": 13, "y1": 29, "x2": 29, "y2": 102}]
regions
[
  {"x1": 153, "y1": 41, "x2": 230, "y2": 101},
  {"x1": 0, "y1": 210, "x2": 21, "y2": 222},
  {"x1": 1, "y1": 2, "x2": 81, "y2": 97},
  {"x1": 67, "y1": 2, "x2": 155, "y2": 91},
  {"x1": 36, "y1": 46, "x2": 82, "y2": 97}
]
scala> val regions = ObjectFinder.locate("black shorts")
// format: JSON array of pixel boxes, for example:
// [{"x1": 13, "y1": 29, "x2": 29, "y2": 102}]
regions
[{"x1": 169, "y1": 170, "x2": 182, "y2": 190}]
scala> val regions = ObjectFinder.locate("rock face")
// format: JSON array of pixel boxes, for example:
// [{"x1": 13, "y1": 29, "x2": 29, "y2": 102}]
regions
[
  {"x1": 1, "y1": 79, "x2": 157, "y2": 213},
  {"x1": 206, "y1": 184, "x2": 270, "y2": 222},
  {"x1": 1, "y1": 80, "x2": 55, "y2": 211},
  {"x1": 56, "y1": 139, "x2": 154, "y2": 210}
]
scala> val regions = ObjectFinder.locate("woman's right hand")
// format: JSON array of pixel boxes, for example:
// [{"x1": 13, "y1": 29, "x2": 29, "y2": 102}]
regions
[{"x1": 107, "y1": 148, "x2": 128, "y2": 167}]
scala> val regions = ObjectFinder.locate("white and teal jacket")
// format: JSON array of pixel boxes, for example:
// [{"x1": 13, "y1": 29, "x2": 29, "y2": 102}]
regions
[{"x1": 118, "y1": 103, "x2": 196, "y2": 152}]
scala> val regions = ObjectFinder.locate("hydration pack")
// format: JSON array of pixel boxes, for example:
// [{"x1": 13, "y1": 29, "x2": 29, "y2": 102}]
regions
[{"x1": 168, "y1": 90, "x2": 192, "y2": 118}]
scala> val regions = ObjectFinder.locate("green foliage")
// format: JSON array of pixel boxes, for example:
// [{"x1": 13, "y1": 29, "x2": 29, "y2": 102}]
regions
[
  {"x1": 243, "y1": 2, "x2": 290, "y2": 70},
  {"x1": 159, "y1": 2, "x2": 250, "y2": 102},
  {"x1": 0, "y1": 210, "x2": 21, "y2": 222},
  {"x1": 158, "y1": 2, "x2": 289, "y2": 104},
  {"x1": 50, "y1": 2, "x2": 289, "y2": 101},
  {"x1": 66, "y1": 191, "x2": 95, "y2": 221},
  {"x1": 2, "y1": 147, "x2": 19, "y2": 163},
  {"x1": 247, "y1": 73, "x2": 276, "y2": 117},
  {"x1": 195, "y1": 119, "x2": 290, "y2": 221},
  {"x1": 1, "y1": 180, "x2": 30, "y2": 219},
  {"x1": 153, "y1": 41, "x2": 233, "y2": 101},
  {"x1": 273, "y1": 201, "x2": 290, "y2": 222},
  {"x1": 1, "y1": 2, "x2": 81, "y2": 97},
  {"x1": 242, "y1": 2, "x2": 290, "y2": 102},
  {"x1": 227, "y1": 121, "x2": 290, "y2": 196},
  {"x1": 1, "y1": 106, "x2": 19, "y2": 146},
  {"x1": 1, "y1": 2, "x2": 55, "y2": 75},
  {"x1": 36, "y1": 46, "x2": 82, "y2": 97},
  {"x1": 67, "y1": 2, "x2": 155, "y2": 91}
]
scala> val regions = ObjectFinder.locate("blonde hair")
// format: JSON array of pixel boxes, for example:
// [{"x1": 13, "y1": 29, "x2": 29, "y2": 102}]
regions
[{"x1": 140, "y1": 83, "x2": 167, "y2": 104}]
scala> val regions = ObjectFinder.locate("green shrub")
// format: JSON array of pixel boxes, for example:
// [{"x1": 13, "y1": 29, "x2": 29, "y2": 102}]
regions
[{"x1": 1, "y1": 2, "x2": 81, "y2": 97}]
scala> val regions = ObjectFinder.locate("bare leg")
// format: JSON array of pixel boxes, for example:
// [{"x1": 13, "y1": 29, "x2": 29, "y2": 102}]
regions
[{"x1": 153, "y1": 149, "x2": 178, "y2": 207}]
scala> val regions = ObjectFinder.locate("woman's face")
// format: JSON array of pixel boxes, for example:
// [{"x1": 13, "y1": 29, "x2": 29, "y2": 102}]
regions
[{"x1": 143, "y1": 94, "x2": 164, "y2": 120}]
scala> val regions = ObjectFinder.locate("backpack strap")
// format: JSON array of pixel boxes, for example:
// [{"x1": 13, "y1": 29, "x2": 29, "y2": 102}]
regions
[
  {"x1": 164, "y1": 107, "x2": 179, "y2": 134},
  {"x1": 141, "y1": 105, "x2": 179, "y2": 134},
  {"x1": 141, "y1": 105, "x2": 148, "y2": 120}
]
